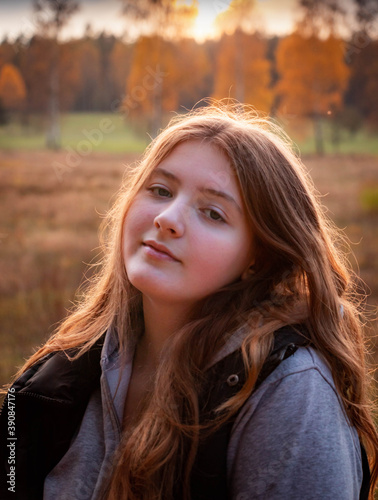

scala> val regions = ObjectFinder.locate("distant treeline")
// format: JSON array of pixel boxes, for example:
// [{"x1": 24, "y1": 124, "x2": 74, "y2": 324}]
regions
[{"x1": 0, "y1": 29, "x2": 377, "y2": 133}]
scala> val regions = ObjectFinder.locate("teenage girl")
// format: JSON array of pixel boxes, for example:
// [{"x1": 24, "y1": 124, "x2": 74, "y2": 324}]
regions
[{"x1": 1, "y1": 103, "x2": 377, "y2": 500}]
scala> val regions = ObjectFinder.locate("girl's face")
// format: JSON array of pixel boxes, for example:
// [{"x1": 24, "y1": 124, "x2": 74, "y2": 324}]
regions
[{"x1": 123, "y1": 140, "x2": 254, "y2": 308}]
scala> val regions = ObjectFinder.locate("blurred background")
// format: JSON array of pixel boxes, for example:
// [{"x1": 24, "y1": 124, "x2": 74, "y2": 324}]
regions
[{"x1": 0, "y1": 0, "x2": 377, "y2": 394}]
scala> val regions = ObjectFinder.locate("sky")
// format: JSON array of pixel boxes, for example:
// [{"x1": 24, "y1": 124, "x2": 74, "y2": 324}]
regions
[{"x1": 0, "y1": 0, "x2": 300, "y2": 42}]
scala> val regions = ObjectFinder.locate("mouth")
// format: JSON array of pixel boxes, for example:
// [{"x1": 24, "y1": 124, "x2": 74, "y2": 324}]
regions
[{"x1": 142, "y1": 241, "x2": 180, "y2": 262}]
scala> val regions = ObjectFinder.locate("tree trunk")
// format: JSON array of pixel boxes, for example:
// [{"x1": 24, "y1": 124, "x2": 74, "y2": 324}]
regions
[
  {"x1": 150, "y1": 84, "x2": 163, "y2": 139},
  {"x1": 331, "y1": 118, "x2": 341, "y2": 153},
  {"x1": 46, "y1": 39, "x2": 60, "y2": 150},
  {"x1": 234, "y1": 29, "x2": 245, "y2": 103},
  {"x1": 149, "y1": 36, "x2": 163, "y2": 138},
  {"x1": 313, "y1": 114, "x2": 324, "y2": 155}
]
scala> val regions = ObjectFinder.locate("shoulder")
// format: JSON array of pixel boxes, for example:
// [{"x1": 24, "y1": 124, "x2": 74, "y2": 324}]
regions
[
  {"x1": 233, "y1": 346, "x2": 355, "y2": 436},
  {"x1": 254, "y1": 345, "x2": 337, "y2": 402},
  {"x1": 9, "y1": 335, "x2": 104, "y2": 405},
  {"x1": 227, "y1": 346, "x2": 363, "y2": 499}
]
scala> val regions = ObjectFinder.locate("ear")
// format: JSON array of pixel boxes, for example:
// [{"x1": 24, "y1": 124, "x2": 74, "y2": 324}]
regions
[{"x1": 241, "y1": 264, "x2": 255, "y2": 281}]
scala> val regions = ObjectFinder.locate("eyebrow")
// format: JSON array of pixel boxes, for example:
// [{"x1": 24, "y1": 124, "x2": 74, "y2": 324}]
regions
[{"x1": 152, "y1": 167, "x2": 242, "y2": 213}]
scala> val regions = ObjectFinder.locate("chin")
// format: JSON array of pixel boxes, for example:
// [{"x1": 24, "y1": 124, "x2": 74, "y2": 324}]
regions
[{"x1": 128, "y1": 273, "x2": 175, "y2": 299}]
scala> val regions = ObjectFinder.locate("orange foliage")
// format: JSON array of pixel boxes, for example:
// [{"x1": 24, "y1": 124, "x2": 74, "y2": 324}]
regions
[
  {"x1": 121, "y1": 0, "x2": 198, "y2": 39},
  {"x1": 124, "y1": 35, "x2": 165, "y2": 116},
  {"x1": 163, "y1": 0, "x2": 198, "y2": 39},
  {"x1": 0, "y1": 63, "x2": 26, "y2": 111},
  {"x1": 212, "y1": 31, "x2": 273, "y2": 113},
  {"x1": 18, "y1": 37, "x2": 81, "y2": 113},
  {"x1": 110, "y1": 40, "x2": 133, "y2": 98},
  {"x1": 59, "y1": 41, "x2": 82, "y2": 110},
  {"x1": 124, "y1": 35, "x2": 210, "y2": 116},
  {"x1": 275, "y1": 32, "x2": 350, "y2": 118},
  {"x1": 215, "y1": 0, "x2": 256, "y2": 36},
  {"x1": 0, "y1": 42, "x2": 14, "y2": 70},
  {"x1": 347, "y1": 40, "x2": 378, "y2": 125},
  {"x1": 73, "y1": 39, "x2": 101, "y2": 109},
  {"x1": 19, "y1": 37, "x2": 51, "y2": 112},
  {"x1": 167, "y1": 37, "x2": 210, "y2": 109}
]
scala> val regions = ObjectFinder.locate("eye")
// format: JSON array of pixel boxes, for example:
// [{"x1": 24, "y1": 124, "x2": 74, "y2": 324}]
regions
[
  {"x1": 203, "y1": 208, "x2": 226, "y2": 223},
  {"x1": 148, "y1": 186, "x2": 171, "y2": 198}
]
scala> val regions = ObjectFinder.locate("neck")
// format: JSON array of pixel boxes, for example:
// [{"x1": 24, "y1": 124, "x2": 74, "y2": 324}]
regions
[{"x1": 139, "y1": 296, "x2": 194, "y2": 365}]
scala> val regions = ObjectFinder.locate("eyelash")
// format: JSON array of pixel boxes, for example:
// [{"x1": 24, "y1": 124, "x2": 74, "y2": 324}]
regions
[
  {"x1": 147, "y1": 186, "x2": 226, "y2": 223},
  {"x1": 202, "y1": 208, "x2": 225, "y2": 223},
  {"x1": 148, "y1": 186, "x2": 171, "y2": 198}
]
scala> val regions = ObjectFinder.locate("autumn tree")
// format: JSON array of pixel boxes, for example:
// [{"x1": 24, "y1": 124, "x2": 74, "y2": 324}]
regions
[
  {"x1": 18, "y1": 36, "x2": 51, "y2": 114},
  {"x1": 121, "y1": 0, "x2": 198, "y2": 38},
  {"x1": 0, "y1": 63, "x2": 26, "y2": 111},
  {"x1": 215, "y1": 0, "x2": 257, "y2": 35},
  {"x1": 74, "y1": 38, "x2": 102, "y2": 110},
  {"x1": 120, "y1": 0, "x2": 198, "y2": 135},
  {"x1": 298, "y1": 0, "x2": 378, "y2": 36},
  {"x1": 345, "y1": 39, "x2": 378, "y2": 127},
  {"x1": 59, "y1": 40, "x2": 82, "y2": 110},
  {"x1": 0, "y1": 40, "x2": 19, "y2": 123},
  {"x1": 124, "y1": 33, "x2": 210, "y2": 135},
  {"x1": 355, "y1": 0, "x2": 378, "y2": 34},
  {"x1": 95, "y1": 33, "x2": 119, "y2": 111},
  {"x1": 297, "y1": 0, "x2": 346, "y2": 37},
  {"x1": 172, "y1": 38, "x2": 211, "y2": 110},
  {"x1": 293, "y1": 0, "x2": 378, "y2": 147},
  {"x1": 110, "y1": 40, "x2": 133, "y2": 103},
  {"x1": 33, "y1": 0, "x2": 79, "y2": 149},
  {"x1": 18, "y1": 35, "x2": 81, "y2": 116},
  {"x1": 212, "y1": 0, "x2": 272, "y2": 111},
  {"x1": 213, "y1": 31, "x2": 272, "y2": 112},
  {"x1": 0, "y1": 39, "x2": 15, "y2": 70},
  {"x1": 275, "y1": 32, "x2": 350, "y2": 154},
  {"x1": 123, "y1": 35, "x2": 173, "y2": 134}
]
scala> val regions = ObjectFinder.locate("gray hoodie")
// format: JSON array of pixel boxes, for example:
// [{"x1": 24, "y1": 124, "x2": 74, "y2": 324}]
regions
[{"x1": 44, "y1": 327, "x2": 362, "y2": 499}]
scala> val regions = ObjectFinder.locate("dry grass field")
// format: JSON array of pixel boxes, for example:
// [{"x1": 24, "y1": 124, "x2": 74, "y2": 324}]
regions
[{"x1": 0, "y1": 149, "x2": 377, "y2": 388}]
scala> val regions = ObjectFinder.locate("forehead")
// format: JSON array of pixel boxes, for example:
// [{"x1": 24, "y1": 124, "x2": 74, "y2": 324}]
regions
[{"x1": 154, "y1": 140, "x2": 238, "y2": 194}]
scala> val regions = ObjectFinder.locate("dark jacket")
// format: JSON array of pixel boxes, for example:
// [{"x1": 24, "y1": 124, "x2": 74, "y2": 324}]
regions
[
  {"x1": 0, "y1": 326, "x2": 370, "y2": 500},
  {"x1": 0, "y1": 338, "x2": 103, "y2": 500}
]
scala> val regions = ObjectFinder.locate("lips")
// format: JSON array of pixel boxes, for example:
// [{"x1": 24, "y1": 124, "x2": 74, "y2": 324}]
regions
[{"x1": 142, "y1": 240, "x2": 180, "y2": 262}]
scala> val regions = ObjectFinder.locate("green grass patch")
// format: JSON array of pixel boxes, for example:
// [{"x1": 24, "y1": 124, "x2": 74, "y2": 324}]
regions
[
  {"x1": 0, "y1": 112, "x2": 378, "y2": 155},
  {"x1": 360, "y1": 186, "x2": 378, "y2": 213},
  {"x1": 295, "y1": 126, "x2": 378, "y2": 155},
  {"x1": 275, "y1": 116, "x2": 378, "y2": 156},
  {"x1": 60, "y1": 112, "x2": 149, "y2": 153},
  {"x1": 0, "y1": 117, "x2": 46, "y2": 150},
  {"x1": 0, "y1": 112, "x2": 149, "y2": 153}
]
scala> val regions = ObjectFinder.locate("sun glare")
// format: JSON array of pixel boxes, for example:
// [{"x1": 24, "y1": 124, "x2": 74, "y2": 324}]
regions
[{"x1": 192, "y1": 3, "x2": 226, "y2": 42}]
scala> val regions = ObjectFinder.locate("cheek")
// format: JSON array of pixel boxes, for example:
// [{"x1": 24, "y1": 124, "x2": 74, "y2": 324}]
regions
[
  {"x1": 122, "y1": 209, "x2": 143, "y2": 265},
  {"x1": 190, "y1": 236, "x2": 245, "y2": 280},
  {"x1": 205, "y1": 233, "x2": 253, "y2": 280},
  {"x1": 124, "y1": 203, "x2": 153, "y2": 239},
  {"x1": 186, "y1": 252, "x2": 241, "y2": 298}
]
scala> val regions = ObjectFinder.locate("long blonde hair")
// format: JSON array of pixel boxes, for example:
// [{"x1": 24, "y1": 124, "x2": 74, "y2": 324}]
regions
[{"x1": 15, "y1": 103, "x2": 378, "y2": 499}]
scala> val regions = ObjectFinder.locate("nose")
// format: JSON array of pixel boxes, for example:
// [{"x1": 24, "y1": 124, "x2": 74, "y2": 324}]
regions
[{"x1": 154, "y1": 201, "x2": 187, "y2": 236}]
